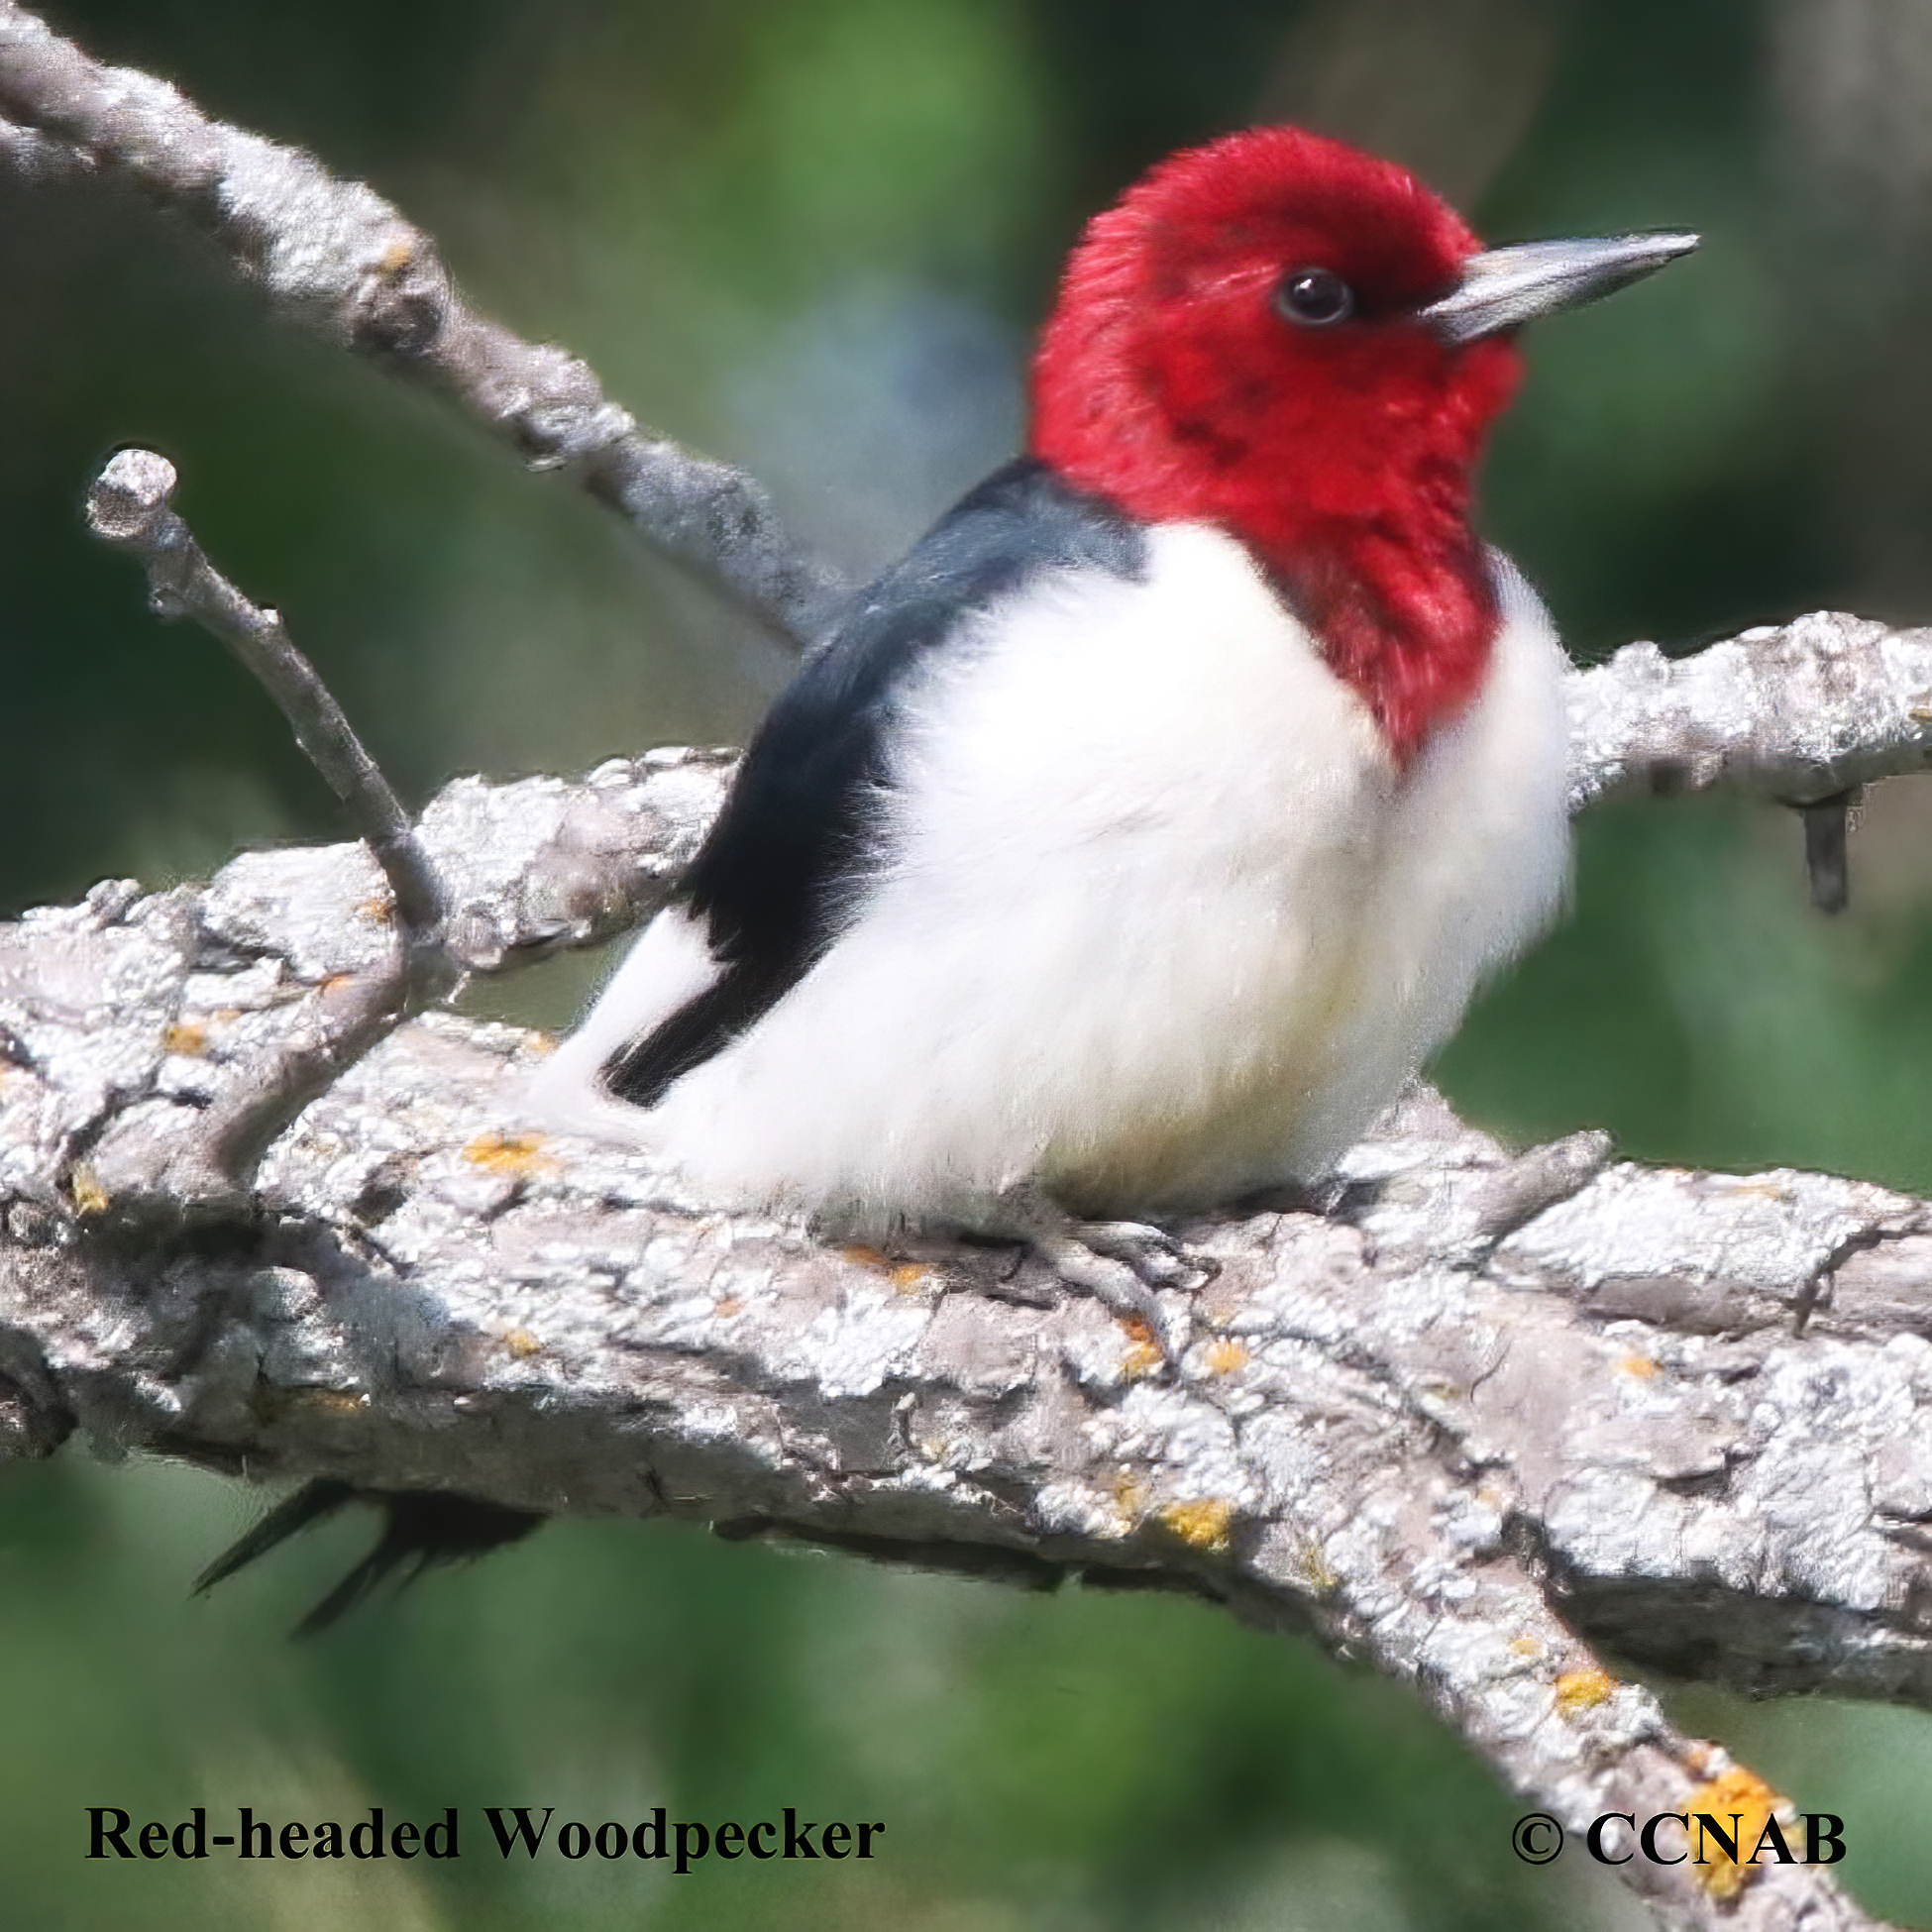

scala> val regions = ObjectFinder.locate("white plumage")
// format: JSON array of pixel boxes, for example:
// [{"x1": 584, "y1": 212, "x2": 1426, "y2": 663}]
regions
[{"x1": 529, "y1": 523, "x2": 1569, "y2": 1223}]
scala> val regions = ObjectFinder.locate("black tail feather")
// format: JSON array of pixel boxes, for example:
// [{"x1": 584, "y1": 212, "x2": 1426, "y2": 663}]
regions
[
  {"x1": 194, "y1": 1480, "x2": 545, "y2": 1636},
  {"x1": 191, "y1": 1478, "x2": 358, "y2": 1597}
]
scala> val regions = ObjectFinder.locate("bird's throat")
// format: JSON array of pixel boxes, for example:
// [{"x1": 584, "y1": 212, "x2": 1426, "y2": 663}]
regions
[{"x1": 1260, "y1": 518, "x2": 1499, "y2": 768}]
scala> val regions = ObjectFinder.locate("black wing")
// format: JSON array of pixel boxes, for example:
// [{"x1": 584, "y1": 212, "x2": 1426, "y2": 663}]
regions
[{"x1": 602, "y1": 457, "x2": 1146, "y2": 1107}]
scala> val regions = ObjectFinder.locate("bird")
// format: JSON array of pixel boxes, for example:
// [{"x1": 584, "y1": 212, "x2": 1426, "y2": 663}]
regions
[
  {"x1": 527, "y1": 124, "x2": 1694, "y2": 1338},
  {"x1": 204, "y1": 126, "x2": 1694, "y2": 1626}
]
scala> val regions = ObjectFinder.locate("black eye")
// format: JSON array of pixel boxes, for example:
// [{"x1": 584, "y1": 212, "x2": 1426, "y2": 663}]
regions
[{"x1": 1275, "y1": 267, "x2": 1354, "y2": 327}]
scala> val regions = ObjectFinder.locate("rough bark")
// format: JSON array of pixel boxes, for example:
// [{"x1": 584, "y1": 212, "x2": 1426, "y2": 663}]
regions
[
  {"x1": 1566, "y1": 609, "x2": 1932, "y2": 810},
  {"x1": 1, "y1": 637, "x2": 1930, "y2": 1930}
]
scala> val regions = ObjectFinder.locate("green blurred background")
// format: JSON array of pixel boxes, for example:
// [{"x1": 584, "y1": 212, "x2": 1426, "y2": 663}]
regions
[{"x1": 4, "y1": 0, "x2": 1932, "y2": 1925}]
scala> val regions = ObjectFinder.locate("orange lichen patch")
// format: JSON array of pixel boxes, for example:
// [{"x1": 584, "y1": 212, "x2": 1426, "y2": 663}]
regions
[
  {"x1": 1616, "y1": 1353, "x2": 1660, "y2": 1379},
  {"x1": 356, "y1": 895, "x2": 396, "y2": 924},
  {"x1": 462, "y1": 1131, "x2": 559, "y2": 1178},
  {"x1": 524, "y1": 1032, "x2": 559, "y2": 1057},
  {"x1": 1111, "y1": 1471, "x2": 1152, "y2": 1522},
  {"x1": 377, "y1": 236, "x2": 418, "y2": 275},
  {"x1": 1508, "y1": 1636, "x2": 1542, "y2": 1659},
  {"x1": 714, "y1": 1298, "x2": 743, "y2": 1320},
  {"x1": 837, "y1": 1246, "x2": 933, "y2": 1292},
  {"x1": 1554, "y1": 1666, "x2": 1618, "y2": 1716},
  {"x1": 1686, "y1": 1765, "x2": 1786, "y2": 1903},
  {"x1": 1120, "y1": 1315, "x2": 1164, "y2": 1378},
  {"x1": 69, "y1": 1164, "x2": 108, "y2": 1216},
  {"x1": 1202, "y1": 1339, "x2": 1249, "y2": 1375},
  {"x1": 1156, "y1": 1497, "x2": 1236, "y2": 1553},
  {"x1": 503, "y1": 1329, "x2": 542, "y2": 1359},
  {"x1": 162, "y1": 1020, "x2": 209, "y2": 1057}
]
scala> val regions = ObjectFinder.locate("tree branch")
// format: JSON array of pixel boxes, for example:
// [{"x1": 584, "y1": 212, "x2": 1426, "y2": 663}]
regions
[
  {"x1": 3, "y1": 608, "x2": 1932, "y2": 1928},
  {"x1": 1566, "y1": 612, "x2": 1932, "y2": 811},
  {"x1": 0, "y1": 1, "x2": 850, "y2": 648},
  {"x1": 0, "y1": 102, "x2": 79, "y2": 179},
  {"x1": 0, "y1": 874, "x2": 1909, "y2": 1932}
]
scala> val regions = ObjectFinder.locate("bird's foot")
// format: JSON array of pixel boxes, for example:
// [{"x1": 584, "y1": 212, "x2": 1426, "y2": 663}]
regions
[{"x1": 976, "y1": 1185, "x2": 1214, "y2": 1366}]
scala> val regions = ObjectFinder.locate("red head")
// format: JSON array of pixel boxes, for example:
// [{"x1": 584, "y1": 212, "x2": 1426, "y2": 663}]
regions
[{"x1": 1030, "y1": 127, "x2": 1691, "y2": 762}]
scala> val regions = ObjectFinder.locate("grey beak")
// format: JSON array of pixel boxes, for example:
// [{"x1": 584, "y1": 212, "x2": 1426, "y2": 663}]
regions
[{"x1": 1419, "y1": 232, "x2": 1699, "y2": 344}]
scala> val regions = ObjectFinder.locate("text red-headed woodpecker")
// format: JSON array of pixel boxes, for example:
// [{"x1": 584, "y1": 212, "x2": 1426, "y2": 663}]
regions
[{"x1": 530, "y1": 126, "x2": 1694, "y2": 1341}]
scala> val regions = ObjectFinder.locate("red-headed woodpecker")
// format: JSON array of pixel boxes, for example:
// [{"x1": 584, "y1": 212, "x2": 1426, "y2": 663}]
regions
[
  {"x1": 532, "y1": 125, "x2": 1696, "y2": 1337},
  {"x1": 205, "y1": 128, "x2": 1698, "y2": 1625}
]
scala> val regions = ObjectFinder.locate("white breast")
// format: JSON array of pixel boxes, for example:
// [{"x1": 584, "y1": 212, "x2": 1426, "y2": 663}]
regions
[{"x1": 540, "y1": 522, "x2": 1570, "y2": 1222}]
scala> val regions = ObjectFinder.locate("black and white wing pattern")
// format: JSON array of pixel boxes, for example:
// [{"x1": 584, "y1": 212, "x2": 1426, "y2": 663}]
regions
[{"x1": 597, "y1": 457, "x2": 1146, "y2": 1108}]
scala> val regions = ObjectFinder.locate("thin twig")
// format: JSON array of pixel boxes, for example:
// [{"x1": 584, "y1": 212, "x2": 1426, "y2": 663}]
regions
[
  {"x1": 191, "y1": 971, "x2": 420, "y2": 1193},
  {"x1": 1796, "y1": 789, "x2": 1857, "y2": 913},
  {"x1": 0, "y1": 1, "x2": 849, "y2": 649},
  {"x1": 82, "y1": 448, "x2": 459, "y2": 1196},
  {"x1": 84, "y1": 449, "x2": 444, "y2": 938}
]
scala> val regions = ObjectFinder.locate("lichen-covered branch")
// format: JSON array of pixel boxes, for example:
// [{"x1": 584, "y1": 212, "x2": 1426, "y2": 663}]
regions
[
  {"x1": 0, "y1": 884, "x2": 1911, "y2": 1932},
  {"x1": 0, "y1": 2, "x2": 849, "y2": 647},
  {"x1": 1567, "y1": 610, "x2": 1932, "y2": 810},
  {"x1": 0, "y1": 671, "x2": 1928, "y2": 1927}
]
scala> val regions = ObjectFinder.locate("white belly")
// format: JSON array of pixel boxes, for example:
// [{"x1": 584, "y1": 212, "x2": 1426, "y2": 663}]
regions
[{"x1": 554, "y1": 522, "x2": 1570, "y2": 1220}]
